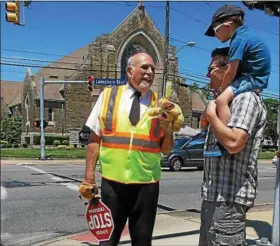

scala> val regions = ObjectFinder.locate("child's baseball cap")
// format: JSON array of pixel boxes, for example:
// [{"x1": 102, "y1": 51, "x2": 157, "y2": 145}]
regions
[{"x1": 205, "y1": 4, "x2": 244, "y2": 37}]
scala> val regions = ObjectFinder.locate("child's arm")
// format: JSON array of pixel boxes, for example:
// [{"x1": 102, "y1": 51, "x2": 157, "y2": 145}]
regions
[{"x1": 221, "y1": 59, "x2": 240, "y2": 91}]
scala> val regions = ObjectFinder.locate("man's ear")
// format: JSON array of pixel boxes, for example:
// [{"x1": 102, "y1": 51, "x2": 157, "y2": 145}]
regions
[{"x1": 126, "y1": 66, "x2": 133, "y2": 79}]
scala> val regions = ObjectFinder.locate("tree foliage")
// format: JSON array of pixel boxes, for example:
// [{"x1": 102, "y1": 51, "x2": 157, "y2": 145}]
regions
[
  {"x1": 263, "y1": 98, "x2": 279, "y2": 145},
  {"x1": 0, "y1": 116, "x2": 22, "y2": 144}
]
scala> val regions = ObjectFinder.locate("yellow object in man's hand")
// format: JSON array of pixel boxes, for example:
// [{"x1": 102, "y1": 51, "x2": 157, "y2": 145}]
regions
[
  {"x1": 79, "y1": 180, "x2": 100, "y2": 200},
  {"x1": 147, "y1": 98, "x2": 184, "y2": 132}
]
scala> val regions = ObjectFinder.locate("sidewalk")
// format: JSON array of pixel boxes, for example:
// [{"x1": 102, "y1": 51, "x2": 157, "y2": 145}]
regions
[{"x1": 36, "y1": 209, "x2": 273, "y2": 246}]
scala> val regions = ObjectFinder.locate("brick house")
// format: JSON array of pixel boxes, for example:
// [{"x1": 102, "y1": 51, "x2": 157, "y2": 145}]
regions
[{"x1": 1, "y1": 5, "x2": 207, "y2": 145}]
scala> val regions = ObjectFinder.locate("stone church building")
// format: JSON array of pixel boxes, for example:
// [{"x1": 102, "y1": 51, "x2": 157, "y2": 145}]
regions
[{"x1": 1, "y1": 4, "x2": 207, "y2": 145}]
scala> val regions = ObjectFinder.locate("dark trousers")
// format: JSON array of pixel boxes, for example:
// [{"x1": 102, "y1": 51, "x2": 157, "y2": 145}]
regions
[{"x1": 99, "y1": 178, "x2": 159, "y2": 246}]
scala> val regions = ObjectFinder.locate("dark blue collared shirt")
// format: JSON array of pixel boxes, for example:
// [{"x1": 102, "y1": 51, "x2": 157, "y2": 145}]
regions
[{"x1": 229, "y1": 25, "x2": 271, "y2": 89}]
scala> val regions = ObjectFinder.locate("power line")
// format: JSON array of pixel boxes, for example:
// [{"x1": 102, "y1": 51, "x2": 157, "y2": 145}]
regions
[
  {"x1": 1, "y1": 56, "x2": 86, "y2": 66},
  {"x1": 2, "y1": 48, "x2": 85, "y2": 60},
  {"x1": 170, "y1": 7, "x2": 208, "y2": 26}
]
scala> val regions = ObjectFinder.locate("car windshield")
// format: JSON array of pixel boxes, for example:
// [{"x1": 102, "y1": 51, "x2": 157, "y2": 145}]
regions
[{"x1": 173, "y1": 138, "x2": 190, "y2": 149}]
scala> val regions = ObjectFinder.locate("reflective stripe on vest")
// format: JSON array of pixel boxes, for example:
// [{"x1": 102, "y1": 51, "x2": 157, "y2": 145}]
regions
[
  {"x1": 100, "y1": 86, "x2": 119, "y2": 132},
  {"x1": 102, "y1": 136, "x2": 161, "y2": 153}
]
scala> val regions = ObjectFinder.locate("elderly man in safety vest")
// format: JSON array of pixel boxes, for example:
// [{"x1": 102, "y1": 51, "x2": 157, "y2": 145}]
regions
[{"x1": 79, "y1": 52, "x2": 184, "y2": 246}]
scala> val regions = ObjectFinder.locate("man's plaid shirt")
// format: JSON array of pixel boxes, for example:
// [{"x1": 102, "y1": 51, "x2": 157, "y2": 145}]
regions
[{"x1": 202, "y1": 92, "x2": 267, "y2": 207}]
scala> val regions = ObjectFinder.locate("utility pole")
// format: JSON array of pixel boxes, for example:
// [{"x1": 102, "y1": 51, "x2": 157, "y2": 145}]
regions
[{"x1": 162, "y1": 0, "x2": 170, "y2": 97}]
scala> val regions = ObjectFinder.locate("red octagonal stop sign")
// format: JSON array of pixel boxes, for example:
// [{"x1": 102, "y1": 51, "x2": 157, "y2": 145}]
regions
[{"x1": 85, "y1": 200, "x2": 114, "y2": 242}]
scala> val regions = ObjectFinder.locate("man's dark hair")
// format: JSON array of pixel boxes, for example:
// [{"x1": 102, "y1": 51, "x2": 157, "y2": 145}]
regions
[
  {"x1": 211, "y1": 47, "x2": 229, "y2": 58},
  {"x1": 211, "y1": 47, "x2": 229, "y2": 67}
]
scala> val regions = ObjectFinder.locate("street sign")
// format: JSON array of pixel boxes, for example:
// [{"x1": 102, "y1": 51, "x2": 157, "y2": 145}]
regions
[
  {"x1": 94, "y1": 79, "x2": 126, "y2": 86},
  {"x1": 86, "y1": 200, "x2": 114, "y2": 242}
]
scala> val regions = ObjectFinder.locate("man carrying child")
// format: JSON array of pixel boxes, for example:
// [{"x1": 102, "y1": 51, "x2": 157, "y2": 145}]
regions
[{"x1": 199, "y1": 4, "x2": 270, "y2": 245}]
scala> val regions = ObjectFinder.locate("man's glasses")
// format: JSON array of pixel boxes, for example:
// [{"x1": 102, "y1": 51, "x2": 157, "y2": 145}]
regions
[
  {"x1": 207, "y1": 66, "x2": 217, "y2": 73},
  {"x1": 207, "y1": 65, "x2": 226, "y2": 74},
  {"x1": 213, "y1": 21, "x2": 232, "y2": 33}
]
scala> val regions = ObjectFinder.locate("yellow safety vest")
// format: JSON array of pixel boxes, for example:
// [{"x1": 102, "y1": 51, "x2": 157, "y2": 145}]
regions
[{"x1": 98, "y1": 85, "x2": 163, "y2": 184}]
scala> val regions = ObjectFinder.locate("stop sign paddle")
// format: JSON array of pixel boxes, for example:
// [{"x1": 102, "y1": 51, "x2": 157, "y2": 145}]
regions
[{"x1": 85, "y1": 199, "x2": 114, "y2": 242}]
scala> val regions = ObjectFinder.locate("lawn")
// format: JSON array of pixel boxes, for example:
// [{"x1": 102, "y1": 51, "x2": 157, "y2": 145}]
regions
[
  {"x1": 0, "y1": 148, "x2": 276, "y2": 160},
  {"x1": 258, "y1": 151, "x2": 277, "y2": 160},
  {"x1": 1, "y1": 148, "x2": 86, "y2": 159}
]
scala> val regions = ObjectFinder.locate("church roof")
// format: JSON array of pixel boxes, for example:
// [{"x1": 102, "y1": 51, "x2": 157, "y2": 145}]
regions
[
  {"x1": 0, "y1": 80, "x2": 23, "y2": 105},
  {"x1": 32, "y1": 44, "x2": 90, "y2": 101},
  {"x1": 192, "y1": 90, "x2": 207, "y2": 112}
]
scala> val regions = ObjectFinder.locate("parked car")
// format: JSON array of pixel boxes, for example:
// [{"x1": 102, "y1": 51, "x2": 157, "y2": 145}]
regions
[
  {"x1": 161, "y1": 132, "x2": 205, "y2": 171},
  {"x1": 272, "y1": 155, "x2": 278, "y2": 166}
]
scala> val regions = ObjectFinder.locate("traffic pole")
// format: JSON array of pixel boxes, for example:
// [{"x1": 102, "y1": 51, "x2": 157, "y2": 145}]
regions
[
  {"x1": 40, "y1": 75, "x2": 46, "y2": 160},
  {"x1": 272, "y1": 105, "x2": 280, "y2": 246}
]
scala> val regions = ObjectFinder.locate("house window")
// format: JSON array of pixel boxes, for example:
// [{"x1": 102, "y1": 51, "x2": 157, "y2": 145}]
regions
[{"x1": 48, "y1": 108, "x2": 54, "y2": 121}]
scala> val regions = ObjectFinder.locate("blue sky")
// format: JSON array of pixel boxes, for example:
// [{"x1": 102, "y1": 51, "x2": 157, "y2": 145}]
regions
[{"x1": 1, "y1": 1, "x2": 279, "y2": 99}]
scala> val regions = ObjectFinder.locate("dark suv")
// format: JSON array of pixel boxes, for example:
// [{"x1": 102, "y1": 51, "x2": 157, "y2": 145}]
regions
[{"x1": 161, "y1": 132, "x2": 205, "y2": 171}]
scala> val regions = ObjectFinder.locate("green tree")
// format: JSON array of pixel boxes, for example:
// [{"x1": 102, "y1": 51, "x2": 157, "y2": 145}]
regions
[
  {"x1": 0, "y1": 116, "x2": 22, "y2": 144},
  {"x1": 263, "y1": 98, "x2": 279, "y2": 145},
  {"x1": 190, "y1": 82, "x2": 200, "y2": 92}
]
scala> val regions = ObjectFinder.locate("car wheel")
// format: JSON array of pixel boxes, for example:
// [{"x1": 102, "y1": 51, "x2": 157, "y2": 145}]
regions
[{"x1": 170, "y1": 157, "x2": 183, "y2": 171}]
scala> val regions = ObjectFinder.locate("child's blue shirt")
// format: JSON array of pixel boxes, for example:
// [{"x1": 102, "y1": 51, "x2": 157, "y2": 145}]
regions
[{"x1": 229, "y1": 25, "x2": 271, "y2": 90}]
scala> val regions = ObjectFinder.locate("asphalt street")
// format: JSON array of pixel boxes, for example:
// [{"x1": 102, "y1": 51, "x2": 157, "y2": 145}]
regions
[{"x1": 1, "y1": 161, "x2": 277, "y2": 245}]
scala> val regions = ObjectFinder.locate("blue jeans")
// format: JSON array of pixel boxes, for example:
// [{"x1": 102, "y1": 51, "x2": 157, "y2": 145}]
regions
[{"x1": 230, "y1": 74, "x2": 259, "y2": 97}]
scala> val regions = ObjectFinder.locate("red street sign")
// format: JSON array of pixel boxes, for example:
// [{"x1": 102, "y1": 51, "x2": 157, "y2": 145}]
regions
[{"x1": 85, "y1": 200, "x2": 114, "y2": 242}]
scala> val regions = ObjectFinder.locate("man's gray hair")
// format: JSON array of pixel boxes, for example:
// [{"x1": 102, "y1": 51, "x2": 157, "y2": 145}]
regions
[{"x1": 127, "y1": 56, "x2": 135, "y2": 68}]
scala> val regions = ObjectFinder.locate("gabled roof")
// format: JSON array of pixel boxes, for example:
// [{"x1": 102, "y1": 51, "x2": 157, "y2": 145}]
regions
[
  {"x1": 32, "y1": 44, "x2": 90, "y2": 100},
  {"x1": 111, "y1": 5, "x2": 164, "y2": 41},
  {"x1": 0, "y1": 80, "x2": 23, "y2": 105},
  {"x1": 192, "y1": 91, "x2": 207, "y2": 112}
]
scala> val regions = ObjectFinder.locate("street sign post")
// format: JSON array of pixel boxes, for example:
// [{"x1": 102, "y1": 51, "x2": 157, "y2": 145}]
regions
[{"x1": 86, "y1": 200, "x2": 114, "y2": 242}]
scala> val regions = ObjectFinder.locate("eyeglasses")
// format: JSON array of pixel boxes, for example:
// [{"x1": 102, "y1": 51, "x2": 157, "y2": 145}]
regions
[
  {"x1": 208, "y1": 66, "x2": 218, "y2": 73},
  {"x1": 213, "y1": 21, "x2": 232, "y2": 33},
  {"x1": 207, "y1": 66, "x2": 224, "y2": 74}
]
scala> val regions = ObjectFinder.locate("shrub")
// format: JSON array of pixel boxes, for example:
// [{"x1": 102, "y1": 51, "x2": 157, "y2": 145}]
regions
[
  {"x1": 22, "y1": 143, "x2": 28, "y2": 148},
  {"x1": 62, "y1": 140, "x2": 69, "y2": 146},
  {"x1": 0, "y1": 116, "x2": 22, "y2": 144},
  {"x1": 57, "y1": 145, "x2": 66, "y2": 149},
  {"x1": 34, "y1": 136, "x2": 69, "y2": 145},
  {"x1": 13, "y1": 144, "x2": 19, "y2": 148},
  {"x1": 66, "y1": 145, "x2": 74, "y2": 150},
  {"x1": 53, "y1": 140, "x2": 61, "y2": 146},
  {"x1": 3, "y1": 143, "x2": 13, "y2": 148},
  {"x1": 0, "y1": 140, "x2": 8, "y2": 145}
]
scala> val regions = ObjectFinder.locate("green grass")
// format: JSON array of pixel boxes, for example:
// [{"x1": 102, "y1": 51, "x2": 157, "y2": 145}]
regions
[
  {"x1": 1, "y1": 148, "x2": 86, "y2": 159},
  {"x1": 0, "y1": 148, "x2": 276, "y2": 160},
  {"x1": 258, "y1": 151, "x2": 276, "y2": 160}
]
